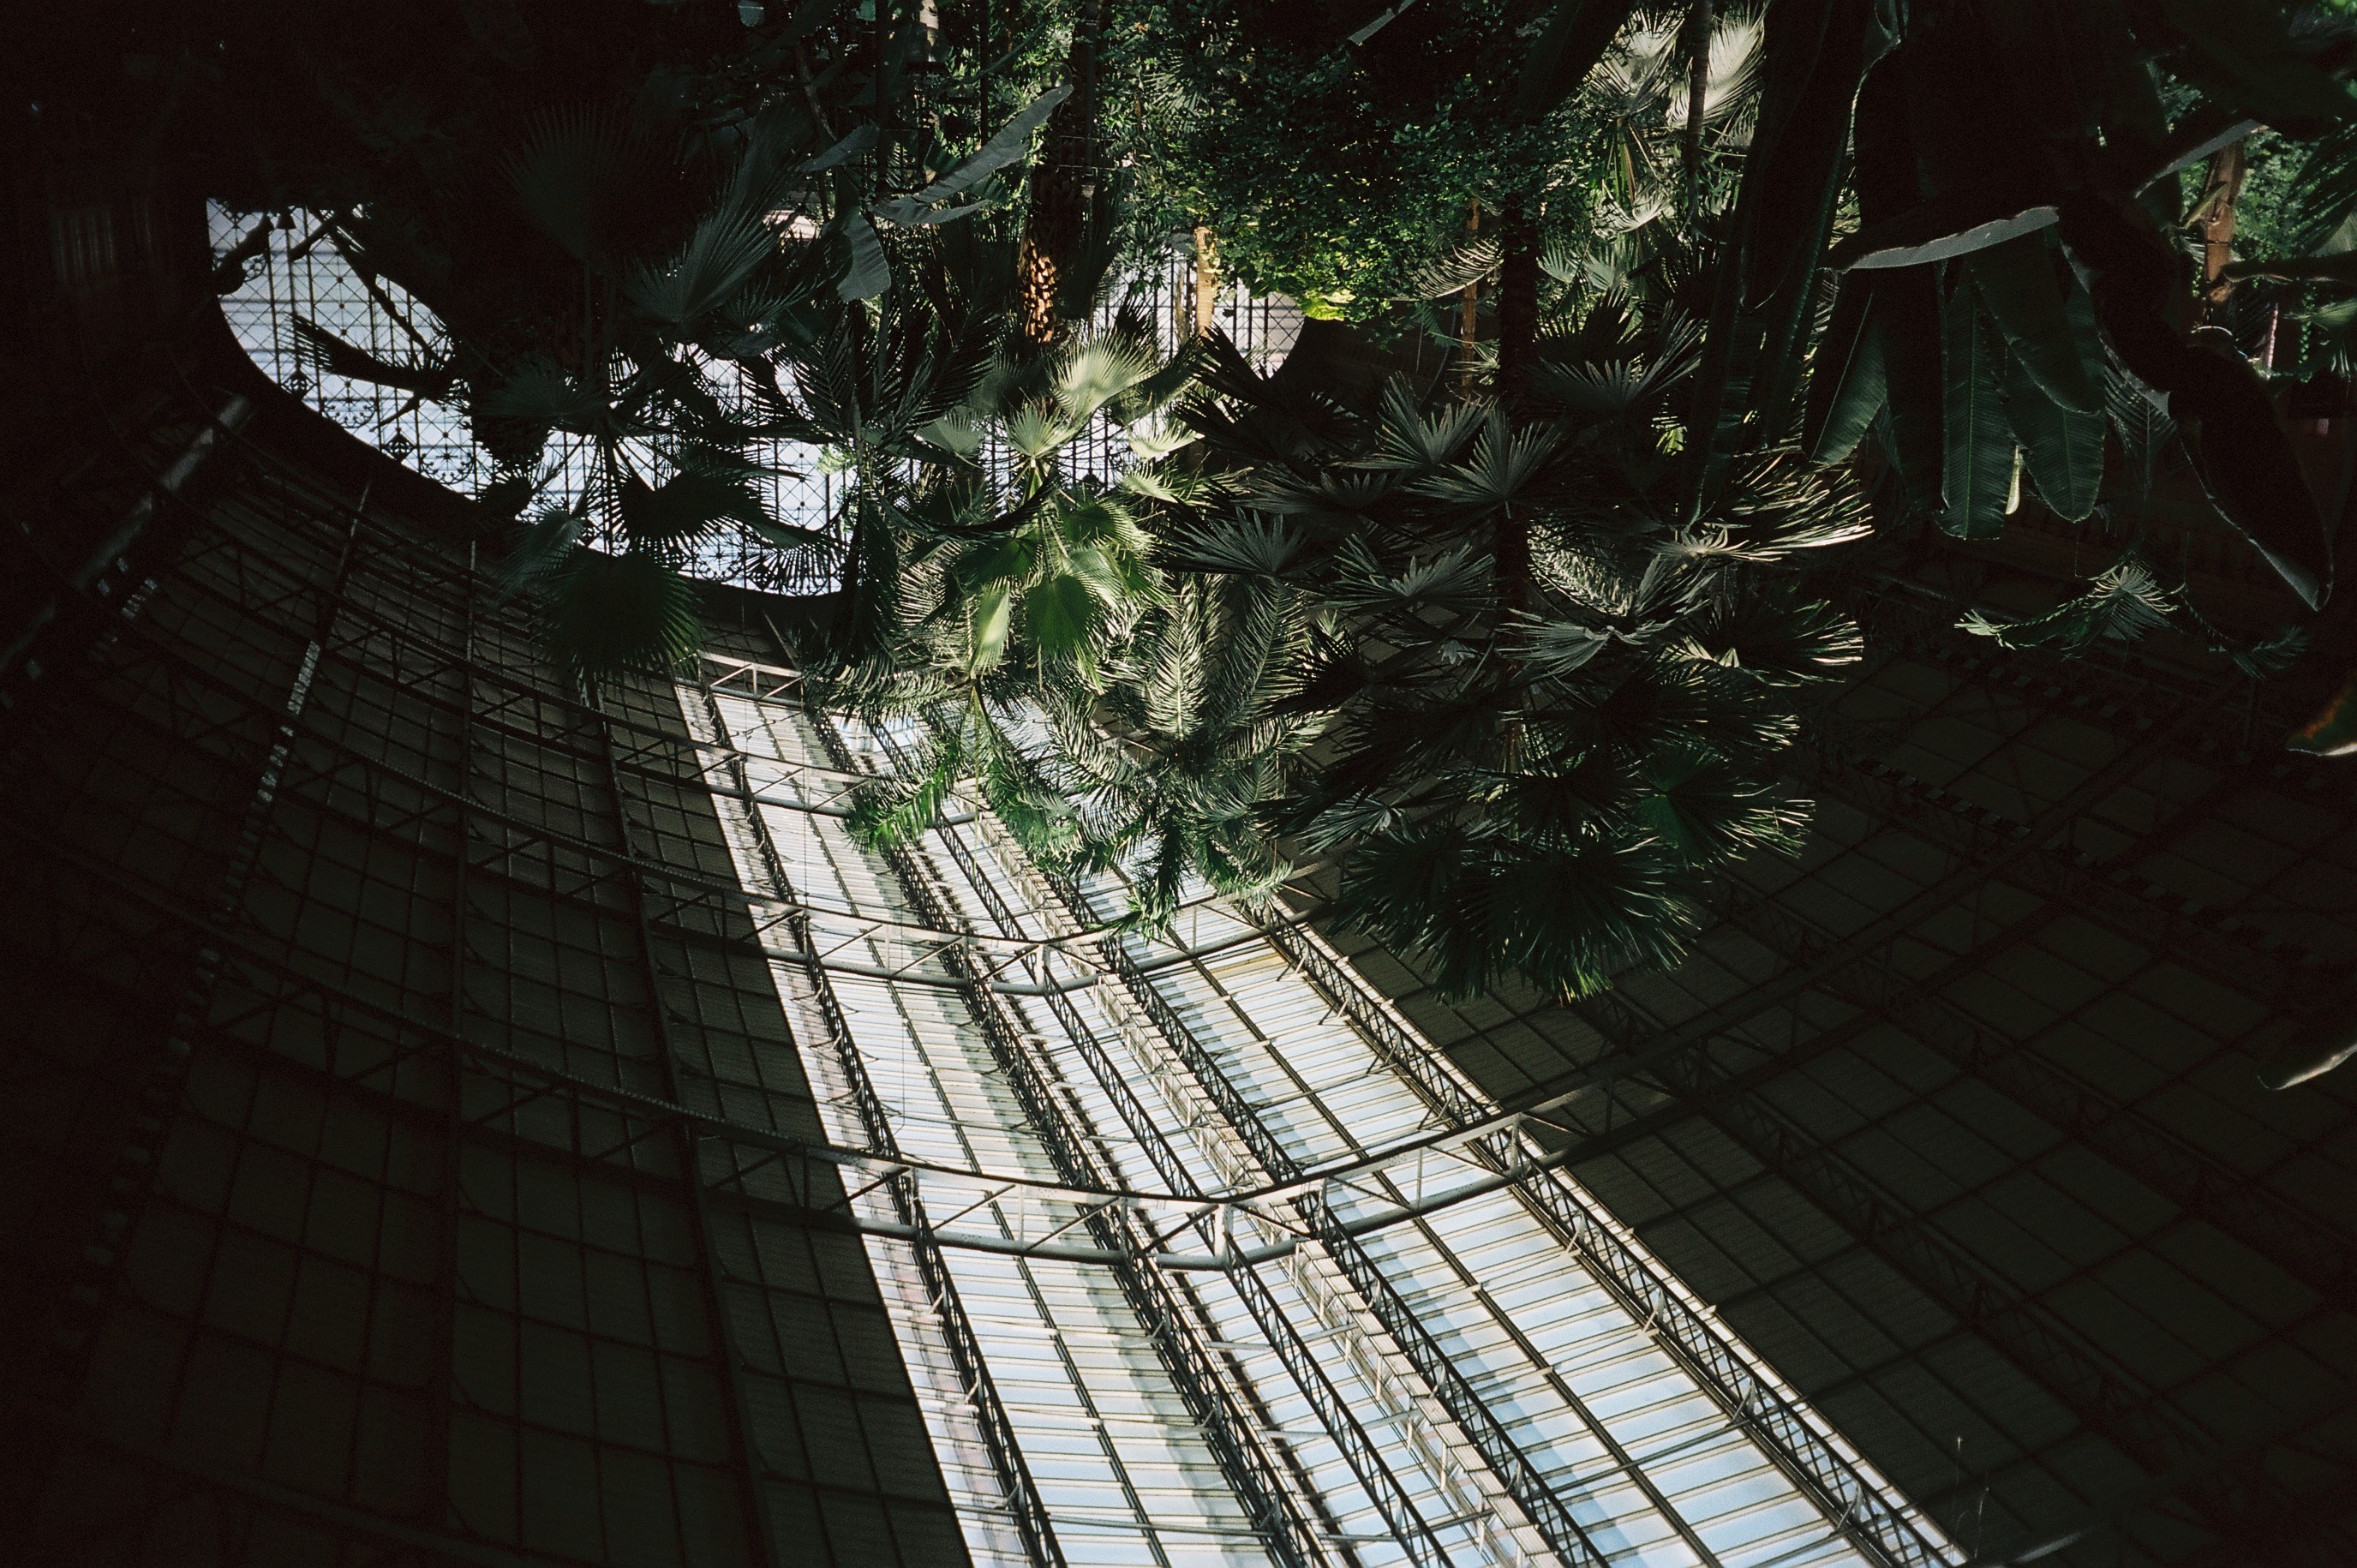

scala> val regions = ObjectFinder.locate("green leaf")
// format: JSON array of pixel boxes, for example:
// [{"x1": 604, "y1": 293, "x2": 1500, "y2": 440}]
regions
[
  {"x1": 846, "y1": 726, "x2": 960, "y2": 849},
  {"x1": 967, "y1": 582, "x2": 1012, "y2": 674},
  {"x1": 1053, "y1": 331, "x2": 1161, "y2": 424},
  {"x1": 1511, "y1": 0, "x2": 1642, "y2": 123},
  {"x1": 2161, "y1": 0, "x2": 2357, "y2": 129},
  {"x1": 800, "y1": 123, "x2": 878, "y2": 173},
  {"x1": 1369, "y1": 380, "x2": 1486, "y2": 470},
  {"x1": 540, "y1": 549, "x2": 703, "y2": 692},
  {"x1": 1023, "y1": 572, "x2": 1102, "y2": 666},
  {"x1": 1801, "y1": 277, "x2": 1887, "y2": 464},
  {"x1": 2106, "y1": 365, "x2": 2176, "y2": 500},
  {"x1": 2172, "y1": 331, "x2": 2333, "y2": 608},
  {"x1": 871, "y1": 86, "x2": 1071, "y2": 225},
  {"x1": 1738, "y1": 0, "x2": 1877, "y2": 313},
  {"x1": 1831, "y1": 200, "x2": 2059, "y2": 272},
  {"x1": 1636, "y1": 746, "x2": 1801, "y2": 867},
  {"x1": 1940, "y1": 274, "x2": 2011, "y2": 539},
  {"x1": 1164, "y1": 518, "x2": 1307, "y2": 578},
  {"x1": 2003, "y1": 364, "x2": 2103, "y2": 524},
  {"x1": 2001, "y1": 280, "x2": 2105, "y2": 523},
  {"x1": 954, "y1": 533, "x2": 1039, "y2": 589},
  {"x1": 627, "y1": 206, "x2": 777, "y2": 326},
  {"x1": 835, "y1": 213, "x2": 888, "y2": 301},
  {"x1": 494, "y1": 503, "x2": 585, "y2": 601},
  {"x1": 619, "y1": 471, "x2": 766, "y2": 544},
  {"x1": 2221, "y1": 251, "x2": 2357, "y2": 286},
  {"x1": 1970, "y1": 232, "x2": 2100, "y2": 416},
  {"x1": 1410, "y1": 416, "x2": 1559, "y2": 511},
  {"x1": 477, "y1": 364, "x2": 607, "y2": 434},
  {"x1": 503, "y1": 106, "x2": 648, "y2": 263},
  {"x1": 1876, "y1": 268, "x2": 1945, "y2": 515}
]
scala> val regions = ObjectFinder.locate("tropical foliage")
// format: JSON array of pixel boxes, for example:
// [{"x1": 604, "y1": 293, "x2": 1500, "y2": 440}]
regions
[{"x1": 160, "y1": 0, "x2": 2357, "y2": 992}]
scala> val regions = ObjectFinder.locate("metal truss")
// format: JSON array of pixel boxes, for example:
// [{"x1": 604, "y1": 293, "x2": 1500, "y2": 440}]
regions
[
  {"x1": 40, "y1": 482, "x2": 363, "y2": 1410},
  {"x1": 1793, "y1": 739, "x2": 2338, "y2": 1014},
  {"x1": 801, "y1": 707, "x2": 1333, "y2": 1568},
  {"x1": 1034, "y1": 864, "x2": 1604, "y2": 1568},
  {"x1": 1699, "y1": 865, "x2": 2357, "y2": 1315},
  {"x1": 876, "y1": 736, "x2": 1475, "y2": 1568},
  {"x1": 1260, "y1": 922, "x2": 1956, "y2": 1568},
  {"x1": 687, "y1": 688, "x2": 1063, "y2": 1568}
]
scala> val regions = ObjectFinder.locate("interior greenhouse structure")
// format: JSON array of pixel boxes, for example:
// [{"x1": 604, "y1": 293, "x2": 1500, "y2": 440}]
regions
[{"x1": 3, "y1": 3, "x2": 2354, "y2": 1566}]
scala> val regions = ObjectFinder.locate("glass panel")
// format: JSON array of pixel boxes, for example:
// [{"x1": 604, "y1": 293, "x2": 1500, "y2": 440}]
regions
[{"x1": 682, "y1": 678, "x2": 1963, "y2": 1568}]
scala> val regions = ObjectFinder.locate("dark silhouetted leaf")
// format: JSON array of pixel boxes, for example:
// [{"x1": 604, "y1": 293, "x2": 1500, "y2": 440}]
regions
[
  {"x1": 872, "y1": 86, "x2": 1071, "y2": 226},
  {"x1": 541, "y1": 549, "x2": 703, "y2": 691},
  {"x1": 1512, "y1": 0, "x2": 1643, "y2": 123},
  {"x1": 2173, "y1": 332, "x2": 2333, "y2": 607},
  {"x1": 1971, "y1": 232, "x2": 2099, "y2": 415},
  {"x1": 1802, "y1": 276, "x2": 1886, "y2": 464},
  {"x1": 1877, "y1": 267, "x2": 1945, "y2": 514},
  {"x1": 1941, "y1": 275, "x2": 2010, "y2": 539}
]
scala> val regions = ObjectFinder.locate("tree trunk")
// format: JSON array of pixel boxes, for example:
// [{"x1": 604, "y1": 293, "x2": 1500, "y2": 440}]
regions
[
  {"x1": 1496, "y1": 200, "x2": 1541, "y2": 410},
  {"x1": 2196, "y1": 140, "x2": 2248, "y2": 323},
  {"x1": 1457, "y1": 200, "x2": 1481, "y2": 392},
  {"x1": 1682, "y1": 0, "x2": 1713, "y2": 200},
  {"x1": 1192, "y1": 224, "x2": 1220, "y2": 338},
  {"x1": 1016, "y1": 0, "x2": 1104, "y2": 344}
]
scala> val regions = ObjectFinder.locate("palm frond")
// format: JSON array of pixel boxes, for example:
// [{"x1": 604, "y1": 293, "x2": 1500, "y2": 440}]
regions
[
  {"x1": 291, "y1": 316, "x2": 455, "y2": 398},
  {"x1": 1410, "y1": 416, "x2": 1561, "y2": 511},
  {"x1": 628, "y1": 205, "x2": 779, "y2": 327},
  {"x1": 1341, "y1": 823, "x2": 1693, "y2": 1000},
  {"x1": 1369, "y1": 380, "x2": 1487, "y2": 471},
  {"x1": 494, "y1": 502, "x2": 586, "y2": 602},
  {"x1": 1164, "y1": 516, "x2": 1308, "y2": 578},
  {"x1": 1324, "y1": 539, "x2": 1494, "y2": 617},
  {"x1": 503, "y1": 105, "x2": 649, "y2": 263},
  {"x1": 540, "y1": 549, "x2": 703, "y2": 694},
  {"x1": 1959, "y1": 552, "x2": 2180, "y2": 651}
]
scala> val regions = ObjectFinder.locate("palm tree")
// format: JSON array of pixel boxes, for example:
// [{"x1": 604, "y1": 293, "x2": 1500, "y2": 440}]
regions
[
  {"x1": 1146, "y1": 302, "x2": 1863, "y2": 998},
  {"x1": 298, "y1": 51, "x2": 1075, "y2": 692},
  {"x1": 822, "y1": 300, "x2": 1209, "y2": 865}
]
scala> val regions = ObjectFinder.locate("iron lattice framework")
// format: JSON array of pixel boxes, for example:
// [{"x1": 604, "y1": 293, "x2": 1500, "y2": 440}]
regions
[
  {"x1": 1, "y1": 324, "x2": 975, "y2": 1565},
  {"x1": 5, "y1": 165, "x2": 2348, "y2": 1568},
  {"x1": 678, "y1": 649, "x2": 1960, "y2": 1568},
  {"x1": 206, "y1": 204, "x2": 1303, "y2": 600},
  {"x1": 1292, "y1": 584, "x2": 2357, "y2": 1565}
]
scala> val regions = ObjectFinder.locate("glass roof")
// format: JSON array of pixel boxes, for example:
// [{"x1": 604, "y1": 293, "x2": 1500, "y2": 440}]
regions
[
  {"x1": 207, "y1": 201, "x2": 1302, "y2": 601},
  {"x1": 680, "y1": 661, "x2": 1961, "y2": 1568}
]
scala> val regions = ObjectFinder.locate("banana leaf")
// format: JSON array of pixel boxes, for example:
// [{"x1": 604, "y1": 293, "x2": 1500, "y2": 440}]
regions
[
  {"x1": 1877, "y1": 267, "x2": 1944, "y2": 515},
  {"x1": 1741, "y1": 0, "x2": 1878, "y2": 314},
  {"x1": 872, "y1": 87, "x2": 1071, "y2": 227},
  {"x1": 2003, "y1": 274, "x2": 2107, "y2": 521},
  {"x1": 2002, "y1": 357, "x2": 2103, "y2": 523},
  {"x1": 2173, "y1": 333, "x2": 2334, "y2": 608},
  {"x1": 1511, "y1": 0, "x2": 1642, "y2": 123},
  {"x1": 834, "y1": 213, "x2": 889, "y2": 301},
  {"x1": 1801, "y1": 276, "x2": 1886, "y2": 464},
  {"x1": 1941, "y1": 274, "x2": 2011, "y2": 538},
  {"x1": 1969, "y1": 231, "x2": 2100, "y2": 415}
]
